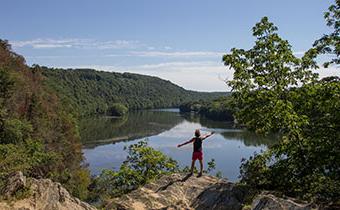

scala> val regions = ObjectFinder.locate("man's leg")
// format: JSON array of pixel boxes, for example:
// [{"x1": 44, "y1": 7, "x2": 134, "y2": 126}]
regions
[{"x1": 190, "y1": 159, "x2": 196, "y2": 174}]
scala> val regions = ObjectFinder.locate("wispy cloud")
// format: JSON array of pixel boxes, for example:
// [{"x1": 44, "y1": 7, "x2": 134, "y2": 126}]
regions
[
  {"x1": 136, "y1": 61, "x2": 223, "y2": 70},
  {"x1": 62, "y1": 61, "x2": 225, "y2": 72},
  {"x1": 10, "y1": 38, "x2": 141, "y2": 49},
  {"x1": 126, "y1": 50, "x2": 224, "y2": 58}
]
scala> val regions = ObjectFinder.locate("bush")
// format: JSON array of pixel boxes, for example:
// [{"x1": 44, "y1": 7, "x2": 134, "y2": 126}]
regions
[
  {"x1": 0, "y1": 139, "x2": 60, "y2": 182},
  {"x1": 0, "y1": 118, "x2": 32, "y2": 144},
  {"x1": 92, "y1": 140, "x2": 179, "y2": 199},
  {"x1": 108, "y1": 103, "x2": 128, "y2": 116}
]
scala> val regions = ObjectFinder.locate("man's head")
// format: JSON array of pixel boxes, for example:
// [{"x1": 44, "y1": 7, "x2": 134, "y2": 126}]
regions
[{"x1": 195, "y1": 129, "x2": 200, "y2": 137}]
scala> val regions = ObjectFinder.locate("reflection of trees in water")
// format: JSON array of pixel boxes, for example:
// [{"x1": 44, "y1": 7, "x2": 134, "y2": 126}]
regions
[
  {"x1": 220, "y1": 131, "x2": 279, "y2": 147},
  {"x1": 181, "y1": 113, "x2": 279, "y2": 147},
  {"x1": 80, "y1": 111, "x2": 279, "y2": 149},
  {"x1": 181, "y1": 113, "x2": 234, "y2": 129},
  {"x1": 79, "y1": 111, "x2": 183, "y2": 148}
]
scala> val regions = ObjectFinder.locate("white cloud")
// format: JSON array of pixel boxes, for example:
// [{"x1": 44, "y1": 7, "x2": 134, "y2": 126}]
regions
[
  {"x1": 137, "y1": 61, "x2": 219, "y2": 70},
  {"x1": 10, "y1": 38, "x2": 141, "y2": 49},
  {"x1": 147, "y1": 46, "x2": 156, "y2": 50},
  {"x1": 314, "y1": 66, "x2": 340, "y2": 78},
  {"x1": 11, "y1": 38, "x2": 79, "y2": 48},
  {"x1": 127, "y1": 50, "x2": 224, "y2": 58},
  {"x1": 293, "y1": 51, "x2": 306, "y2": 56}
]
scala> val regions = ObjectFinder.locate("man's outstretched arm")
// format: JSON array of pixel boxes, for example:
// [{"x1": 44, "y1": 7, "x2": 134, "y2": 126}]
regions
[
  {"x1": 177, "y1": 138, "x2": 194, "y2": 147},
  {"x1": 202, "y1": 131, "x2": 215, "y2": 140}
]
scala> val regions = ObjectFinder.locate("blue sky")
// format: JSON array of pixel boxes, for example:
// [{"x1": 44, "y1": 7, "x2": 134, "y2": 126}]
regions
[{"x1": 1, "y1": 0, "x2": 338, "y2": 91}]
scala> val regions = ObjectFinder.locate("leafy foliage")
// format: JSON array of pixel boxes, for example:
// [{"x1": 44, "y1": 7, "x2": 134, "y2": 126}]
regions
[
  {"x1": 312, "y1": 0, "x2": 340, "y2": 67},
  {"x1": 109, "y1": 103, "x2": 128, "y2": 116},
  {"x1": 223, "y1": 16, "x2": 317, "y2": 134},
  {"x1": 223, "y1": 16, "x2": 339, "y2": 204},
  {"x1": 91, "y1": 140, "x2": 179, "y2": 200},
  {"x1": 0, "y1": 40, "x2": 90, "y2": 200}
]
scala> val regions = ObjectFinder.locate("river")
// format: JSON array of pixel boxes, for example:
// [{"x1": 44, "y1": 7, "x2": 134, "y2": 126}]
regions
[{"x1": 80, "y1": 109, "x2": 277, "y2": 181}]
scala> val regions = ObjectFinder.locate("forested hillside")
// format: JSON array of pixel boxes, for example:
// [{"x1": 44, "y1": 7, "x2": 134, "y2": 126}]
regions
[
  {"x1": 179, "y1": 96, "x2": 234, "y2": 121},
  {"x1": 0, "y1": 40, "x2": 90, "y2": 199},
  {"x1": 41, "y1": 67, "x2": 225, "y2": 116}
]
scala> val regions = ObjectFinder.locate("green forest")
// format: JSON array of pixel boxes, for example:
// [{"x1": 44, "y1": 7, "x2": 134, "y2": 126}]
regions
[
  {"x1": 41, "y1": 67, "x2": 224, "y2": 116},
  {"x1": 179, "y1": 96, "x2": 234, "y2": 121},
  {"x1": 0, "y1": 40, "x2": 90, "y2": 199}
]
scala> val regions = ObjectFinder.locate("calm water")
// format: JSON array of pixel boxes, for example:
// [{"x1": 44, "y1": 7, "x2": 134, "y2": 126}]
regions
[{"x1": 80, "y1": 109, "x2": 277, "y2": 181}]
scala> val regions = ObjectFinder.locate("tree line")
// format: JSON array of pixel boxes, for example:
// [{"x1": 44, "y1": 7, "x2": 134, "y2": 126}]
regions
[{"x1": 41, "y1": 67, "x2": 225, "y2": 117}]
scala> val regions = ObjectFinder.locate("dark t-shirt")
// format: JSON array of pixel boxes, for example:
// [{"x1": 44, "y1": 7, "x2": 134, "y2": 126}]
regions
[{"x1": 193, "y1": 137, "x2": 203, "y2": 152}]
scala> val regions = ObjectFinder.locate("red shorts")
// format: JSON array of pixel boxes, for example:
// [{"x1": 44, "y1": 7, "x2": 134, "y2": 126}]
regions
[{"x1": 192, "y1": 151, "x2": 203, "y2": 160}]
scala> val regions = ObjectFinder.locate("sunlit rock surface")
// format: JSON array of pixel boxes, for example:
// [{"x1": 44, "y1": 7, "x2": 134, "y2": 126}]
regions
[
  {"x1": 0, "y1": 172, "x2": 320, "y2": 210},
  {"x1": 251, "y1": 193, "x2": 317, "y2": 210},
  {"x1": 107, "y1": 173, "x2": 246, "y2": 210},
  {"x1": 107, "y1": 173, "x2": 319, "y2": 210},
  {"x1": 0, "y1": 172, "x2": 96, "y2": 210}
]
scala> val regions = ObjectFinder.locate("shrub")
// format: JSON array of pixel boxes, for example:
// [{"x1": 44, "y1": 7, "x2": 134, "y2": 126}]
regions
[
  {"x1": 108, "y1": 103, "x2": 128, "y2": 116},
  {"x1": 93, "y1": 140, "x2": 179, "y2": 199}
]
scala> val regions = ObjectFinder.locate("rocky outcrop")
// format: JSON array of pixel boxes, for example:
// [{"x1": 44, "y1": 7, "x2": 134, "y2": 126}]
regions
[
  {"x1": 1, "y1": 171, "x2": 26, "y2": 199},
  {"x1": 0, "y1": 172, "x2": 96, "y2": 210},
  {"x1": 251, "y1": 193, "x2": 317, "y2": 210},
  {"x1": 0, "y1": 172, "x2": 319, "y2": 210},
  {"x1": 107, "y1": 173, "x2": 247, "y2": 210},
  {"x1": 107, "y1": 173, "x2": 319, "y2": 210}
]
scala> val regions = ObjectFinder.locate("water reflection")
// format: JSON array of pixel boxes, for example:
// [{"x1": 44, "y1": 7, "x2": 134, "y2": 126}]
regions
[
  {"x1": 81, "y1": 109, "x2": 278, "y2": 181},
  {"x1": 80, "y1": 110, "x2": 183, "y2": 148},
  {"x1": 181, "y1": 113, "x2": 278, "y2": 147}
]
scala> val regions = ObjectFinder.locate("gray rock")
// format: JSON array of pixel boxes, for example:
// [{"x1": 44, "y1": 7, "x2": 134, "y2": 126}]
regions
[
  {"x1": 1, "y1": 171, "x2": 26, "y2": 198},
  {"x1": 192, "y1": 182, "x2": 246, "y2": 210},
  {"x1": 251, "y1": 193, "x2": 317, "y2": 210},
  {"x1": 108, "y1": 173, "x2": 246, "y2": 210},
  {"x1": 0, "y1": 172, "x2": 96, "y2": 210}
]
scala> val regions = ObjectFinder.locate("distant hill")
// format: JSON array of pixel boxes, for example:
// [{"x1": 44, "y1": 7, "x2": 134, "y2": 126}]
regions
[{"x1": 41, "y1": 67, "x2": 227, "y2": 116}]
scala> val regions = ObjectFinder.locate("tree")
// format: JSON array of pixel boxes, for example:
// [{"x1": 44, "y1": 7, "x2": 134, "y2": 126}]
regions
[
  {"x1": 312, "y1": 0, "x2": 340, "y2": 67},
  {"x1": 109, "y1": 103, "x2": 128, "y2": 116},
  {"x1": 223, "y1": 17, "x2": 316, "y2": 135},
  {"x1": 223, "y1": 17, "x2": 340, "y2": 204},
  {"x1": 92, "y1": 140, "x2": 179, "y2": 199},
  {"x1": 0, "y1": 39, "x2": 91, "y2": 200}
]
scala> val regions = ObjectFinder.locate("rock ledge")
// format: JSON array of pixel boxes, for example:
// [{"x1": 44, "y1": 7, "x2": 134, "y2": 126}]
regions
[
  {"x1": 0, "y1": 172, "x2": 96, "y2": 210},
  {"x1": 108, "y1": 173, "x2": 318, "y2": 210}
]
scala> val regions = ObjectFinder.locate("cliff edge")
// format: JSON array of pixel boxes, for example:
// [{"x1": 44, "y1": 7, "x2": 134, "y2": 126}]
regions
[
  {"x1": 0, "y1": 172, "x2": 95, "y2": 210},
  {"x1": 0, "y1": 172, "x2": 317, "y2": 210},
  {"x1": 107, "y1": 173, "x2": 316, "y2": 210}
]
